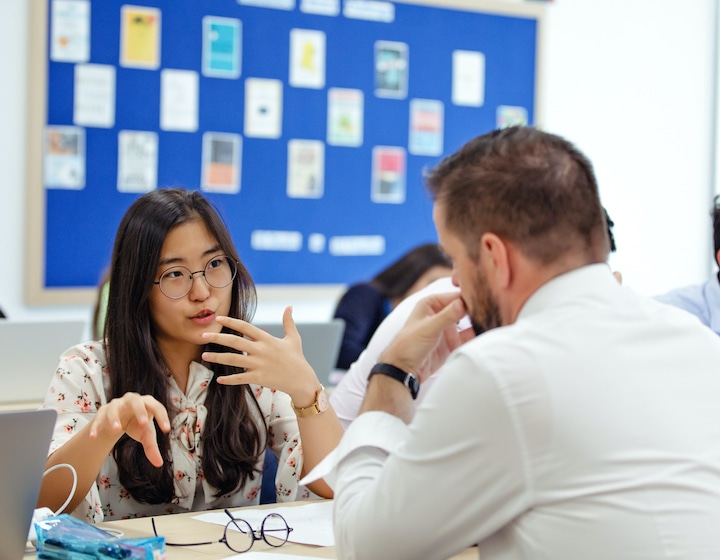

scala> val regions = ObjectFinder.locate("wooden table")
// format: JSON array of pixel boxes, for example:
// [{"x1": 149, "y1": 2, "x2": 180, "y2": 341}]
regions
[{"x1": 93, "y1": 500, "x2": 478, "y2": 559}]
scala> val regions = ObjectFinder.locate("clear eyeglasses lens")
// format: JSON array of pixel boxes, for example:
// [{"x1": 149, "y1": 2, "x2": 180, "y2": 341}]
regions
[
  {"x1": 159, "y1": 255, "x2": 236, "y2": 298},
  {"x1": 261, "y1": 513, "x2": 292, "y2": 547},
  {"x1": 222, "y1": 513, "x2": 291, "y2": 553}
]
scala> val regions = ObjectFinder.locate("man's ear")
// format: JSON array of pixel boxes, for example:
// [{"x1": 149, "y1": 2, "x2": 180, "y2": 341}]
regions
[
  {"x1": 715, "y1": 248, "x2": 720, "y2": 269},
  {"x1": 481, "y1": 233, "x2": 510, "y2": 288}
]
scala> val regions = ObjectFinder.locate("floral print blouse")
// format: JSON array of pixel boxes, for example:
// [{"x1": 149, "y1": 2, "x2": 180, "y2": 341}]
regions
[{"x1": 42, "y1": 342, "x2": 311, "y2": 523}]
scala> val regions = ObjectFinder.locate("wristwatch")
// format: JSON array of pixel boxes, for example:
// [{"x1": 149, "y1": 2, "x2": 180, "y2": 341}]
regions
[
  {"x1": 291, "y1": 385, "x2": 329, "y2": 417},
  {"x1": 369, "y1": 363, "x2": 420, "y2": 400}
]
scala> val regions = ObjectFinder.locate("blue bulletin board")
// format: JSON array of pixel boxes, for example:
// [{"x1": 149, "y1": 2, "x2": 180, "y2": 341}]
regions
[{"x1": 26, "y1": 0, "x2": 545, "y2": 304}]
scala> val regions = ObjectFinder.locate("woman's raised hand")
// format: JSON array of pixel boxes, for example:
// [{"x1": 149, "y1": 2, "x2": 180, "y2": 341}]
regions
[
  {"x1": 88, "y1": 392, "x2": 171, "y2": 467},
  {"x1": 202, "y1": 306, "x2": 320, "y2": 402}
]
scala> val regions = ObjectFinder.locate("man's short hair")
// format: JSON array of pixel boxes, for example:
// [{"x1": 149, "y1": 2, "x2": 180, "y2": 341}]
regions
[{"x1": 425, "y1": 126, "x2": 610, "y2": 264}]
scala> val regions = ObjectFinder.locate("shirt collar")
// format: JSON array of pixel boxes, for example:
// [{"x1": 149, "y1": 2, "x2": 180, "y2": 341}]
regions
[{"x1": 517, "y1": 263, "x2": 617, "y2": 321}]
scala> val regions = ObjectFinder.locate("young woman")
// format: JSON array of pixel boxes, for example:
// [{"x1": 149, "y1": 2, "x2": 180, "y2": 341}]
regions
[{"x1": 38, "y1": 188, "x2": 343, "y2": 522}]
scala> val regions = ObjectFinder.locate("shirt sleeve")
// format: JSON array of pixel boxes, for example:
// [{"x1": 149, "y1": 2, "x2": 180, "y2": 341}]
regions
[
  {"x1": 331, "y1": 352, "x2": 530, "y2": 560},
  {"x1": 264, "y1": 387, "x2": 313, "y2": 502},
  {"x1": 41, "y1": 342, "x2": 108, "y2": 523},
  {"x1": 330, "y1": 279, "x2": 457, "y2": 428}
]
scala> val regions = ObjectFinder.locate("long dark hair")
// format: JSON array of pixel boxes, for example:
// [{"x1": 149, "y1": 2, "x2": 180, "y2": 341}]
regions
[
  {"x1": 105, "y1": 188, "x2": 264, "y2": 504},
  {"x1": 370, "y1": 243, "x2": 451, "y2": 300}
]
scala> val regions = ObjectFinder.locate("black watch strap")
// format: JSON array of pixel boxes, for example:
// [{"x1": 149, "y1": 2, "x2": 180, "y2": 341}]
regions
[{"x1": 369, "y1": 363, "x2": 420, "y2": 399}]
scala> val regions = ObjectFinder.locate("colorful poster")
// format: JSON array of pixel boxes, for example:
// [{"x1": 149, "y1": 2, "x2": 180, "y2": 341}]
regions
[
  {"x1": 120, "y1": 5, "x2": 161, "y2": 69},
  {"x1": 371, "y1": 146, "x2": 406, "y2": 204},
  {"x1": 408, "y1": 99, "x2": 444, "y2": 156},
  {"x1": 51, "y1": 0, "x2": 90, "y2": 62},
  {"x1": 201, "y1": 132, "x2": 242, "y2": 194},
  {"x1": 202, "y1": 16, "x2": 241, "y2": 79},
  {"x1": 44, "y1": 126, "x2": 85, "y2": 189},
  {"x1": 327, "y1": 88, "x2": 363, "y2": 147},
  {"x1": 117, "y1": 130, "x2": 157, "y2": 193},
  {"x1": 289, "y1": 29, "x2": 326, "y2": 89},
  {"x1": 287, "y1": 139, "x2": 324, "y2": 198},
  {"x1": 244, "y1": 78, "x2": 283, "y2": 138},
  {"x1": 375, "y1": 41, "x2": 408, "y2": 98},
  {"x1": 497, "y1": 105, "x2": 528, "y2": 128}
]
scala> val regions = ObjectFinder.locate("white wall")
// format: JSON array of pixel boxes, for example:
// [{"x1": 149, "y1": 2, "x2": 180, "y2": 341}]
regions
[{"x1": 0, "y1": 0, "x2": 716, "y2": 327}]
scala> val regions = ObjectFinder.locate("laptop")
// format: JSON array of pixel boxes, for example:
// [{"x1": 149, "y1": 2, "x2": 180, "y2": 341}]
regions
[
  {"x1": 0, "y1": 408, "x2": 57, "y2": 560},
  {"x1": 0, "y1": 320, "x2": 86, "y2": 404},
  {"x1": 252, "y1": 319, "x2": 345, "y2": 387}
]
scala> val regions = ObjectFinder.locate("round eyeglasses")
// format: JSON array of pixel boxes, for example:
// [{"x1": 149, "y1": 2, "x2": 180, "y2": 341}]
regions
[
  {"x1": 153, "y1": 255, "x2": 237, "y2": 299},
  {"x1": 151, "y1": 509, "x2": 293, "y2": 553}
]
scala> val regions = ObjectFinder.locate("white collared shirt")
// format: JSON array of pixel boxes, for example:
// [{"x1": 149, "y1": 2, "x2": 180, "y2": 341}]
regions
[{"x1": 320, "y1": 264, "x2": 720, "y2": 560}]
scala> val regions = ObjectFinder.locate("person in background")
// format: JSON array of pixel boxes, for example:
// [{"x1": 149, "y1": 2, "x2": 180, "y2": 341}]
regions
[
  {"x1": 38, "y1": 188, "x2": 343, "y2": 523},
  {"x1": 655, "y1": 195, "x2": 720, "y2": 335},
  {"x1": 309, "y1": 127, "x2": 720, "y2": 559},
  {"x1": 330, "y1": 207, "x2": 620, "y2": 429},
  {"x1": 333, "y1": 243, "x2": 452, "y2": 369}
]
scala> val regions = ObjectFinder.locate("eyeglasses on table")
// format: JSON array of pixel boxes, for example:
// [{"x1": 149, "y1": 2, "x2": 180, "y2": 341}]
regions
[{"x1": 151, "y1": 508, "x2": 293, "y2": 553}]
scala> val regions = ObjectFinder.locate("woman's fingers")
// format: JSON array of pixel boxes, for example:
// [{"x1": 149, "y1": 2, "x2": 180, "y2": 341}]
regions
[{"x1": 89, "y1": 393, "x2": 171, "y2": 466}]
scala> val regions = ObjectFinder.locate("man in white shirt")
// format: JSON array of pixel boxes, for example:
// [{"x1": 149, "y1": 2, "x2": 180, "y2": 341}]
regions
[{"x1": 307, "y1": 127, "x2": 720, "y2": 559}]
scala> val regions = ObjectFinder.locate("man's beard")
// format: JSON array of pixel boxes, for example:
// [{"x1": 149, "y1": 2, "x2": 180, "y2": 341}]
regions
[{"x1": 466, "y1": 266, "x2": 502, "y2": 334}]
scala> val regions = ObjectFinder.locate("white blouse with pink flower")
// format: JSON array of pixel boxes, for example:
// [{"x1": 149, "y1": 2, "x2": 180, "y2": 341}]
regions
[{"x1": 43, "y1": 342, "x2": 312, "y2": 523}]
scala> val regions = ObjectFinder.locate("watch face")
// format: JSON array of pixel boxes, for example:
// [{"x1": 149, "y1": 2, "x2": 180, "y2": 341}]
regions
[
  {"x1": 408, "y1": 374, "x2": 420, "y2": 398},
  {"x1": 317, "y1": 389, "x2": 329, "y2": 412}
]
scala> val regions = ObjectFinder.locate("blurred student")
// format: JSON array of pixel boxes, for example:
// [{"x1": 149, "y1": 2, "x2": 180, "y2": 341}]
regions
[
  {"x1": 333, "y1": 243, "x2": 451, "y2": 369},
  {"x1": 38, "y1": 188, "x2": 343, "y2": 522},
  {"x1": 655, "y1": 195, "x2": 720, "y2": 335}
]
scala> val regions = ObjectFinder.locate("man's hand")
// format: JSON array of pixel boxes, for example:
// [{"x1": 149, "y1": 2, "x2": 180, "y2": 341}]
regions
[{"x1": 379, "y1": 292, "x2": 468, "y2": 383}]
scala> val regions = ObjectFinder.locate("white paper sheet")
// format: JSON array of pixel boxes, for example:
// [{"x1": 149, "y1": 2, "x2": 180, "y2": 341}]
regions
[
  {"x1": 244, "y1": 78, "x2": 283, "y2": 139},
  {"x1": 193, "y1": 501, "x2": 334, "y2": 547},
  {"x1": 73, "y1": 64, "x2": 116, "y2": 128},
  {"x1": 160, "y1": 69, "x2": 199, "y2": 132}
]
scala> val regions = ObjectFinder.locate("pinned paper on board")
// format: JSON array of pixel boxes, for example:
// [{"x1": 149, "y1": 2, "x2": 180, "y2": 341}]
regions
[
  {"x1": 73, "y1": 64, "x2": 116, "y2": 128},
  {"x1": 371, "y1": 146, "x2": 406, "y2": 204},
  {"x1": 160, "y1": 69, "x2": 199, "y2": 132},
  {"x1": 375, "y1": 41, "x2": 408, "y2": 98},
  {"x1": 289, "y1": 29, "x2": 326, "y2": 89},
  {"x1": 497, "y1": 105, "x2": 528, "y2": 128},
  {"x1": 44, "y1": 126, "x2": 85, "y2": 190},
  {"x1": 244, "y1": 78, "x2": 283, "y2": 138},
  {"x1": 117, "y1": 130, "x2": 158, "y2": 193},
  {"x1": 202, "y1": 16, "x2": 242, "y2": 79},
  {"x1": 202, "y1": 132, "x2": 242, "y2": 194},
  {"x1": 408, "y1": 99, "x2": 444, "y2": 156},
  {"x1": 120, "y1": 5, "x2": 161, "y2": 69},
  {"x1": 300, "y1": 0, "x2": 340, "y2": 16},
  {"x1": 287, "y1": 139, "x2": 324, "y2": 199},
  {"x1": 50, "y1": 0, "x2": 90, "y2": 63},
  {"x1": 452, "y1": 50, "x2": 485, "y2": 107},
  {"x1": 327, "y1": 88, "x2": 363, "y2": 147}
]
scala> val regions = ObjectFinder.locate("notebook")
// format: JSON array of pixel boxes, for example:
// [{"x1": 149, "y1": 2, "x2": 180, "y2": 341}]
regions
[
  {"x1": 0, "y1": 320, "x2": 86, "y2": 404},
  {"x1": 252, "y1": 319, "x2": 345, "y2": 387},
  {"x1": 0, "y1": 408, "x2": 57, "y2": 560}
]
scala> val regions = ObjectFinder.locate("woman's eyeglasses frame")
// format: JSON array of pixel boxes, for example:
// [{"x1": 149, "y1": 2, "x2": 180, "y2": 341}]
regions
[{"x1": 151, "y1": 508, "x2": 293, "y2": 553}]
